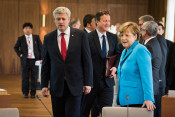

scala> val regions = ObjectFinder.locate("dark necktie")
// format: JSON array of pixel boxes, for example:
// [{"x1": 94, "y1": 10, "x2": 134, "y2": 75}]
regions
[
  {"x1": 61, "y1": 33, "x2": 67, "y2": 60},
  {"x1": 102, "y1": 35, "x2": 106, "y2": 58}
]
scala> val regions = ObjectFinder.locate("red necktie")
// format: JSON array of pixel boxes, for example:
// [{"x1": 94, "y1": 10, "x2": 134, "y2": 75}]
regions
[{"x1": 61, "y1": 33, "x2": 67, "y2": 60}]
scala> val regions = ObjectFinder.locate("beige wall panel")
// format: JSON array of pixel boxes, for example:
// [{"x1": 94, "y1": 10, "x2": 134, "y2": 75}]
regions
[
  {"x1": 2, "y1": 0, "x2": 166, "y2": 75},
  {"x1": 0, "y1": 0, "x2": 19, "y2": 74}
]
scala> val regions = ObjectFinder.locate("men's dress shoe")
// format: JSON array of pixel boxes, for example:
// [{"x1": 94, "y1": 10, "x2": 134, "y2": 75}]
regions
[
  {"x1": 31, "y1": 95, "x2": 35, "y2": 98},
  {"x1": 23, "y1": 94, "x2": 28, "y2": 98}
]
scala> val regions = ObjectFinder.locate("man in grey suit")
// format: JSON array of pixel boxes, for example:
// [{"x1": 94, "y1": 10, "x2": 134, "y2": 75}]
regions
[
  {"x1": 141, "y1": 21, "x2": 162, "y2": 117},
  {"x1": 14, "y1": 22, "x2": 42, "y2": 98},
  {"x1": 41, "y1": 7, "x2": 93, "y2": 117}
]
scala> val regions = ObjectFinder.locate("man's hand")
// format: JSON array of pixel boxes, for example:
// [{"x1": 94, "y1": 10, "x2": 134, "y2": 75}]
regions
[
  {"x1": 142, "y1": 100, "x2": 156, "y2": 111},
  {"x1": 109, "y1": 67, "x2": 117, "y2": 78},
  {"x1": 40, "y1": 60, "x2": 42, "y2": 64},
  {"x1": 83, "y1": 86, "x2": 91, "y2": 95},
  {"x1": 42, "y1": 88, "x2": 49, "y2": 97}
]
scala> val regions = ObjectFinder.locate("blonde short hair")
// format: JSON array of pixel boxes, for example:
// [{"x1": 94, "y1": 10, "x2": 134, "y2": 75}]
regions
[
  {"x1": 119, "y1": 22, "x2": 140, "y2": 41},
  {"x1": 53, "y1": 7, "x2": 71, "y2": 18}
]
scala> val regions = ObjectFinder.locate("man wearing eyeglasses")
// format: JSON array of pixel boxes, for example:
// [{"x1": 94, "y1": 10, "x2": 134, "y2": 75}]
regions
[{"x1": 138, "y1": 15, "x2": 168, "y2": 117}]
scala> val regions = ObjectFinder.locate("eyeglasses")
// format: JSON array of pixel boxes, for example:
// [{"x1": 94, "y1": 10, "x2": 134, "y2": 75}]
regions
[
  {"x1": 76, "y1": 23, "x2": 81, "y2": 26},
  {"x1": 138, "y1": 23, "x2": 143, "y2": 26},
  {"x1": 140, "y1": 29, "x2": 146, "y2": 31}
]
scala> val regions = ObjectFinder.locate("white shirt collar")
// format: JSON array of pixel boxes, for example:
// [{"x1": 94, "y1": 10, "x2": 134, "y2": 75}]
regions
[
  {"x1": 85, "y1": 28, "x2": 91, "y2": 33},
  {"x1": 25, "y1": 34, "x2": 32, "y2": 38},
  {"x1": 57, "y1": 26, "x2": 70, "y2": 36},
  {"x1": 144, "y1": 36, "x2": 156, "y2": 45},
  {"x1": 96, "y1": 29, "x2": 107, "y2": 38}
]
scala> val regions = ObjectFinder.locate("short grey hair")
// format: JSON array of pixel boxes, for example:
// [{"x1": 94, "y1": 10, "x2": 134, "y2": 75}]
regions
[
  {"x1": 142, "y1": 21, "x2": 158, "y2": 36},
  {"x1": 70, "y1": 17, "x2": 79, "y2": 27},
  {"x1": 139, "y1": 15, "x2": 154, "y2": 23},
  {"x1": 53, "y1": 7, "x2": 71, "y2": 18}
]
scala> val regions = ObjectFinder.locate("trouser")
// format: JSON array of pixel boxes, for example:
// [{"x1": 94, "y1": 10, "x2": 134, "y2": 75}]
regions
[
  {"x1": 21, "y1": 59, "x2": 38, "y2": 95},
  {"x1": 81, "y1": 80, "x2": 114, "y2": 117},
  {"x1": 51, "y1": 81, "x2": 82, "y2": 117}
]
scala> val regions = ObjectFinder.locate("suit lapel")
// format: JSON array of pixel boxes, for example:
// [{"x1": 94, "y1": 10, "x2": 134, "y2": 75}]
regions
[
  {"x1": 106, "y1": 32, "x2": 113, "y2": 56},
  {"x1": 52, "y1": 30, "x2": 64, "y2": 61},
  {"x1": 32, "y1": 35, "x2": 35, "y2": 52},
  {"x1": 65, "y1": 28, "x2": 75, "y2": 61},
  {"x1": 120, "y1": 41, "x2": 139, "y2": 64},
  {"x1": 93, "y1": 30, "x2": 103, "y2": 58},
  {"x1": 22, "y1": 35, "x2": 28, "y2": 51}
]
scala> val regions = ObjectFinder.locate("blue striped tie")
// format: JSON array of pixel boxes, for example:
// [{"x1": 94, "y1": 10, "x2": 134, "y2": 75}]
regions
[{"x1": 102, "y1": 35, "x2": 106, "y2": 58}]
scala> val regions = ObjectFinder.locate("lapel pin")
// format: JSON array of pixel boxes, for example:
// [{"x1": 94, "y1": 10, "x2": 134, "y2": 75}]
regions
[{"x1": 72, "y1": 35, "x2": 74, "y2": 36}]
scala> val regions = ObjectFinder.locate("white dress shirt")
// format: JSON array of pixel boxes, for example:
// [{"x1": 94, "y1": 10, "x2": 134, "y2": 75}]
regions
[
  {"x1": 85, "y1": 28, "x2": 91, "y2": 33},
  {"x1": 25, "y1": 34, "x2": 35, "y2": 59},
  {"x1": 57, "y1": 27, "x2": 70, "y2": 53},
  {"x1": 96, "y1": 29, "x2": 109, "y2": 56},
  {"x1": 144, "y1": 36, "x2": 156, "y2": 45}
]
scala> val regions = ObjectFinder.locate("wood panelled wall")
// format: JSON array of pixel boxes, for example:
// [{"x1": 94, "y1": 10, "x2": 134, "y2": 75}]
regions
[
  {"x1": 148, "y1": 0, "x2": 167, "y2": 22},
  {"x1": 0, "y1": 0, "x2": 166, "y2": 75}
]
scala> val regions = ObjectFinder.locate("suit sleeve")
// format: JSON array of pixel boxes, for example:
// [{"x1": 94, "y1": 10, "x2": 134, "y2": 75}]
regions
[
  {"x1": 36, "y1": 35, "x2": 43, "y2": 59},
  {"x1": 114, "y1": 34, "x2": 121, "y2": 68},
  {"x1": 14, "y1": 37, "x2": 22, "y2": 57},
  {"x1": 136, "y1": 47, "x2": 154, "y2": 102},
  {"x1": 41, "y1": 36, "x2": 50, "y2": 88},
  {"x1": 81, "y1": 32, "x2": 93, "y2": 86}
]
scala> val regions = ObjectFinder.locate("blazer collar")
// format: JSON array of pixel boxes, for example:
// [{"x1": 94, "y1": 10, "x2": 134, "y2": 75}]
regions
[
  {"x1": 53, "y1": 28, "x2": 76, "y2": 62},
  {"x1": 65, "y1": 28, "x2": 75, "y2": 61},
  {"x1": 93, "y1": 30, "x2": 114, "y2": 58},
  {"x1": 106, "y1": 32, "x2": 113, "y2": 56},
  {"x1": 93, "y1": 30, "x2": 103, "y2": 58},
  {"x1": 121, "y1": 41, "x2": 139, "y2": 63},
  {"x1": 52, "y1": 30, "x2": 64, "y2": 62}
]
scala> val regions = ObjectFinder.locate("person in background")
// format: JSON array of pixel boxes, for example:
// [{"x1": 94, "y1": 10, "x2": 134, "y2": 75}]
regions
[
  {"x1": 83, "y1": 14, "x2": 96, "y2": 33},
  {"x1": 14, "y1": 22, "x2": 42, "y2": 98},
  {"x1": 138, "y1": 15, "x2": 154, "y2": 44},
  {"x1": 158, "y1": 23, "x2": 175, "y2": 95},
  {"x1": 116, "y1": 23, "x2": 124, "y2": 52},
  {"x1": 157, "y1": 22, "x2": 173, "y2": 58},
  {"x1": 41, "y1": 7, "x2": 93, "y2": 117},
  {"x1": 70, "y1": 17, "x2": 81, "y2": 29},
  {"x1": 117, "y1": 22, "x2": 155, "y2": 111},
  {"x1": 157, "y1": 23, "x2": 165, "y2": 36},
  {"x1": 115, "y1": 23, "x2": 121, "y2": 37},
  {"x1": 141, "y1": 21, "x2": 162, "y2": 117},
  {"x1": 139, "y1": 15, "x2": 167, "y2": 117}
]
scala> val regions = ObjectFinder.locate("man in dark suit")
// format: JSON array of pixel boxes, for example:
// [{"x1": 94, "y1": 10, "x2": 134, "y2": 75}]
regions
[
  {"x1": 166, "y1": 43, "x2": 175, "y2": 90},
  {"x1": 14, "y1": 22, "x2": 42, "y2": 98},
  {"x1": 139, "y1": 15, "x2": 168, "y2": 117},
  {"x1": 139, "y1": 15, "x2": 168, "y2": 91},
  {"x1": 157, "y1": 23, "x2": 174, "y2": 92},
  {"x1": 141, "y1": 21, "x2": 162, "y2": 117},
  {"x1": 81, "y1": 11, "x2": 121, "y2": 117},
  {"x1": 41, "y1": 7, "x2": 93, "y2": 117},
  {"x1": 138, "y1": 15, "x2": 154, "y2": 44},
  {"x1": 83, "y1": 14, "x2": 96, "y2": 33}
]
